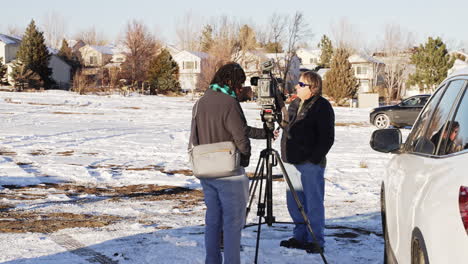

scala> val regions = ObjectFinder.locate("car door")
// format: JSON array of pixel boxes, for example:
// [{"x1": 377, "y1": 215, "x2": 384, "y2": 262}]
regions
[
  {"x1": 421, "y1": 82, "x2": 468, "y2": 263},
  {"x1": 386, "y1": 80, "x2": 466, "y2": 263},
  {"x1": 393, "y1": 96, "x2": 423, "y2": 126}
]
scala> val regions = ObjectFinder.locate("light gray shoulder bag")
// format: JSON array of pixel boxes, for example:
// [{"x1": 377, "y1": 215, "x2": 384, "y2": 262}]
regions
[{"x1": 188, "y1": 99, "x2": 241, "y2": 179}]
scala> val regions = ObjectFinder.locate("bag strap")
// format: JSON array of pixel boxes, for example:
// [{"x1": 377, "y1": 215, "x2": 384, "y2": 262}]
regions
[{"x1": 188, "y1": 99, "x2": 200, "y2": 149}]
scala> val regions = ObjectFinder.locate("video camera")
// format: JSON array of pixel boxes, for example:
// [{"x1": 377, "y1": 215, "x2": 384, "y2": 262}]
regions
[{"x1": 250, "y1": 60, "x2": 286, "y2": 129}]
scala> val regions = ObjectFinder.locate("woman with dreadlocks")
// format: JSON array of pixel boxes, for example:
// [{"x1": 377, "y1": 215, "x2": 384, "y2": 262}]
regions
[{"x1": 189, "y1": 62, "x2": 265, "y2": 264}]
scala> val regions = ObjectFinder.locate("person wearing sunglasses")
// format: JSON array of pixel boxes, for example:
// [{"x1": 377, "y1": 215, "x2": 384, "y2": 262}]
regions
[{"x1": 278, "y1": 71, "x2": 335, "y2": 254}]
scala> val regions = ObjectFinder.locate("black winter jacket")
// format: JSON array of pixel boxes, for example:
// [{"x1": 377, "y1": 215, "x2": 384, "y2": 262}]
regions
[{"x1": 280, "y1": 96, "x2": 335, "y2": 166}]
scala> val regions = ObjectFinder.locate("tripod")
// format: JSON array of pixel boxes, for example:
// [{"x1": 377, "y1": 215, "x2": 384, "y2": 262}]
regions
[{"x1": 245, "y1": 111, "x2": 328, "y2": 264}]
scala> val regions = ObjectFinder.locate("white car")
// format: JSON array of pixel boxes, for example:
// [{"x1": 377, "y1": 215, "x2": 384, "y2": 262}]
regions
[{"x1": 370, "y1": 68, "x2": 468, "y2": 264}]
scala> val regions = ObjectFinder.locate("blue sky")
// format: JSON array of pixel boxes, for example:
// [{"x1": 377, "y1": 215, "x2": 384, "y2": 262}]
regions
[{"x1": 2, "y1": 0, "x2": 467, "y2": 49}]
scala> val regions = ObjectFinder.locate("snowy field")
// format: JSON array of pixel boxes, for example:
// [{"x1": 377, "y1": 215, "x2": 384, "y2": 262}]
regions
[{"x1": 0, "y1": 90, "x2": 400, "y2": 264}]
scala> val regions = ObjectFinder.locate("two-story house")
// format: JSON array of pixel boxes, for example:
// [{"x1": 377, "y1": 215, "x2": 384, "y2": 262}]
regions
[
  {"x1": 348, "y1": 54, "x2": 384, "y2": 94},
  {"x1": 173, "y1": 50, "x2": 208, "y2": 92},
  {"x1": 0, "y1": 34, "x2": 21, "y2": 84},
  {"x1": 79, "y1": 45, "x2": 113, "y2": 67},
  {"x1": 296, "y1": 48, "x2": 321, "y2": 70}
]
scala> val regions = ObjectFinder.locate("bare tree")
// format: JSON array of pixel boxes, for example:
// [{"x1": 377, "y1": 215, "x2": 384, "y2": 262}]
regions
[
  {"x1": 196, "y1": 16, "x2": 240, "y2": 91},
  {"x1": 40, "y1": 11, "x2": 68, "y2": 49},
  {"x1": 378, "y1": 24, "x2": 415, "y2": 101},
  {"x1": 6, "y1": 25, "x2": 24, "y2": 37},
  {"x1": 121, "y1": 20, "x2": 159, "y2": 89},
  {"x1": 175, "y1": 11, "x2": 202, "y2": 51},
  {"x1": 74, "y1": 27, "x2": 108, "y2": 45},
  {"x1": 265, "y1": 12, "x2": 312, "y2": 94},
  {"x1": 330, "y1": 17, "x2": 361, "y2": 52}
]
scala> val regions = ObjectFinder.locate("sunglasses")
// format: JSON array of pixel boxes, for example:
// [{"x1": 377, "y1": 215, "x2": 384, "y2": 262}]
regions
[{"x1": 298, "y1": 82, "x2": 311, "y2": 88}]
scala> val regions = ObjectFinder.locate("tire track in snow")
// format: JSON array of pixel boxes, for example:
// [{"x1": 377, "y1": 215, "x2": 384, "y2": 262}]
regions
[{"x1": 50, "y1": 233, "x2": 118, "y2": 264}]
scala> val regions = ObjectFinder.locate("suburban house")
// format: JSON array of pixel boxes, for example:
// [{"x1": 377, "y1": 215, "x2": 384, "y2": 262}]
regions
[
  {"x1": 296, "y1": 48, "x2": 321, "y2": 70},
  {"x1": 348, "y1": 54, "x2": 385, "y2": 94},
  {"x1": 0, "y1": 34, "x2": 21, "y2": 65},
  {"x1": 172, "y1": 50, "x2": 208, "y2": 92},
  {"x1": 0, "y1": 34, "x2": 21, "y2": 84},
  {"x1": 449, "y1": 50, "x2": 468, "y2": 76},
  {"x1": 236, "y1": 50, "x2": 266, "y2": 81},
  {"x1": 1, "y1": 33, "x2": 71, "y2": 88},
  {"x1": 47, "y1": 48, "x2": 72, "y2": 89},
  {"x1": 79, "y1": 45, "x2": 113, "y2": 67},
  {"x1": 164, "y1": 44, "x2": 181, "y2": 57}
]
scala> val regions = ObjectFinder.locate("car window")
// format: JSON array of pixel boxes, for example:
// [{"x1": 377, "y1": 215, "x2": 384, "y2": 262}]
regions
[
  {"x1": 439, "y1": 87, "x2": 468, "y2": 155},
  {"x1": 402, "y1": 97, "x2": 420, "y2": 106},
  {"x1": 420, "y1": 96, "x2": 429, "y2": 105},
  {"x1": 406, "y1": 86, "x2": 445, "y2": 153},
  {"x1": 414, "y1": 80, "x2": 466, "y2": 155}
]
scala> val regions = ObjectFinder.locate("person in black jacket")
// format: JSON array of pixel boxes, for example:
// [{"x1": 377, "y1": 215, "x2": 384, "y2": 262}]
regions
[
  {"x1": 279, "y1": 71, "x2": 335, "y2": 254},
  {"x1": 190, "y1": 62, "x2": 263, "y2": 264}
]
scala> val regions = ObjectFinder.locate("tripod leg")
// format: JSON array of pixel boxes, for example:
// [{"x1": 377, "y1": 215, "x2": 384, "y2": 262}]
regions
[
  {"x1": 273, "y1": 150, "x2": 328, "y2": 264},
  {"x1": 265, "y1": 152, "x2": 275, "y2": 226},
  {"x1": 246, "y1": 157, "x2": 265, "y2": 220}
]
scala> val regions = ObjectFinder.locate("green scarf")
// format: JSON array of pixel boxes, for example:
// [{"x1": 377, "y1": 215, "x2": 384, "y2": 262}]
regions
[{"x1": 210, "y1": 84, "x2": 237, "y2": 99}]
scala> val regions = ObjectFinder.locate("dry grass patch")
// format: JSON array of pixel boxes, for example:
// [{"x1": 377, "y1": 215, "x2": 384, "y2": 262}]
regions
[
  {"x1": 4, "y1": 183, "x2": 204, "y2": 205},
  {"x1": 52, "y1": 112, "x2": 104, "y2": 115},
  {"x1": 27, "y1": 102, "x2": 67, "y2": 106},
  {"x1": 0, "y1": 192, "x2": 48, "y2": 200},
  {"x1": 120, "y1": 107, "x2": 141, "y2": 110},
  {"x1": 3, "y1": 98, "x2": 21, "y2": 104},
  {"x1": 0, "y1": 212, "x2": 122, "y2": 233},
  {"x1": 16, "y1": 161, "x2": 33, "y2": 166},
  {"x1": 0, "y1": 149, "x2": 17, "y2": 156},
  {"x1": 57, "y1": 150, "x2": 74, "y2": 156},
  {"x1": 30, "y1": 149, "x2": 49, "y2": 156}
]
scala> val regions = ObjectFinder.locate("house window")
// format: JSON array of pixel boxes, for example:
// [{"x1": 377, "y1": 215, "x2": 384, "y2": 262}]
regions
[
  {"x1": 90, "y1": 56, "x2": 98, "y2": 65},
  {"x1": 356, "y1": 66, "x2": 368, "y2": 75},
  {"x1": 184, "y1": 61, "x2": 195, "y2": 70}
]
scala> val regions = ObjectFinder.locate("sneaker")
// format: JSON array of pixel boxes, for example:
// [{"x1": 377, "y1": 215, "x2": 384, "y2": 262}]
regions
[
  {"x1": 303, "y1": 242, "x2": 324, "y2": 254},
  {"x1": 280, "y1": 238, "x2": 304, "y2": 249}
]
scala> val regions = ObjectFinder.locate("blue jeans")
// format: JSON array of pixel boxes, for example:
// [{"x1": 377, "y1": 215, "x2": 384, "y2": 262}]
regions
[
  {"x1": 200, "y1": 173, "x2": 249, "y2": 264},
  {"x1": 284, "y1": 162, "x2": 325, "y2": 247}
]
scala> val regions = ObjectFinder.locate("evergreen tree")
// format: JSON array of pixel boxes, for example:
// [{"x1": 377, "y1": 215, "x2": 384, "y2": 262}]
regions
[
  {"x1": 317, "y1": 35, "x2": 333, "y2": 68},
  {"x1": 0, "y1": 58, "x2": 7, "y2": 84},
  {"x1": 15, "y1": 20, "x2": 53, "y2": 88},
  {"x1": 408, "y1": 37, "x2": 454, "y2": 92},
  {"x1": 147, "y1": 49, "x2": 181, "y2": 95},
  {"x1": 58, "y1": 39, "x2": 73, "y2": 62},
  {"x1": 322, "y1": 48, "x2": 358, "y2": 104},
  {"x1": 58, "y1": 38, "x2": 81, "y2": 76},
  {"x1": 200, "y1": 25, "x2": 214, "y2": 53},
  {"x1": 10, "y1": 60, "x2": 43, "y2": 90}
]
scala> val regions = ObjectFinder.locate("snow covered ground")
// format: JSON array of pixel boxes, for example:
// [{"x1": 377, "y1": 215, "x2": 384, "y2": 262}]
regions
[{"x1": 0, "y1": 90, "x2": 400, "y2": 263}]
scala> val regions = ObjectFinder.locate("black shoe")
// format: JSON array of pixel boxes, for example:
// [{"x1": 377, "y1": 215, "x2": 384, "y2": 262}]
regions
[
  {"x1": 280, "y1": 238, "x2": 304, "y2": 249},
  {"x1": 303, "y1": 242, "x2": 324, "y2": 254}
]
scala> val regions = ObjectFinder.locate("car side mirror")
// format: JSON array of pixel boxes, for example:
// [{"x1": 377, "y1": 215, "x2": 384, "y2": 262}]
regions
[{"x1": 370, "y1": 128, "x2": 402, "y2": 153}]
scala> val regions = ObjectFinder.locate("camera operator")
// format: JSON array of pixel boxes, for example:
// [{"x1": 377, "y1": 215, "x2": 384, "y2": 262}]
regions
[
  {"x1": 190, "y1": 62, "x2": 264, "y2": 264},
  {"x1": 278, "y1": 71, "x2": 335, "y2": 254}
]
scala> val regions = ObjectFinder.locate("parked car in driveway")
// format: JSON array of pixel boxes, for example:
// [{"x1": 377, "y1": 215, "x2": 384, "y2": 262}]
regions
[
  {"x1": 370, "y1": 95, "x2": 430, "y2": 129},
  {"x1": 370, "y1": 68, "x2": 468, "y2": 264}
]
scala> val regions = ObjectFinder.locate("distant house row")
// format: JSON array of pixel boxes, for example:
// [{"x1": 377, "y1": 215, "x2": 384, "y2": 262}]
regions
[{"x1": 2, "y1": 32, "x2": 467, "y2": 97}]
